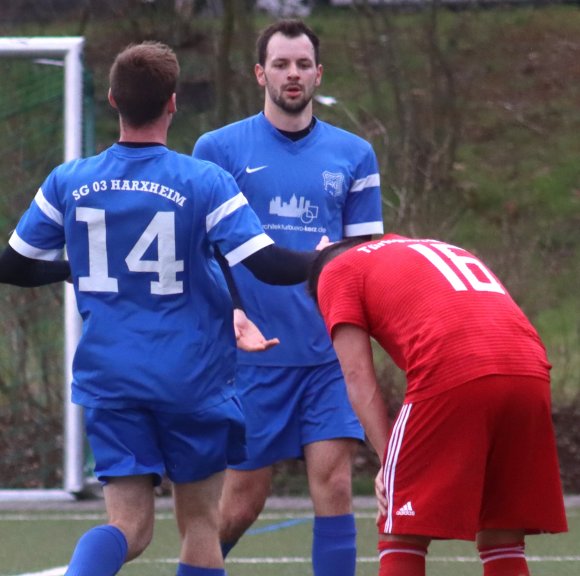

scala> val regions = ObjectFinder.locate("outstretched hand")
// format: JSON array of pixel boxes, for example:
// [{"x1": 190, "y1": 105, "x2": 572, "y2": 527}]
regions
[{"x1": 234, "y1": 308, "x2": 280, "y2": 352}]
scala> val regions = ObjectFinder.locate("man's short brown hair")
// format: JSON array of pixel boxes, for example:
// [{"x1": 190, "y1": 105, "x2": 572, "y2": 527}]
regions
[
  {"x1": 109, "y1": 41, "x2": 179, "y2": 127},
  {"x1": 256, "y1": 19, "x2": 320, "y2": 67}
]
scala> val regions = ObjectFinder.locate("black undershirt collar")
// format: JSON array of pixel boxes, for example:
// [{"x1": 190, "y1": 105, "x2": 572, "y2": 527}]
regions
[
  {"x1": 277, "y1": 117, "x2": 317, "y2": 142},
  {"x1": 117, "y1": 141, "x2": 167, "y2": 148}
]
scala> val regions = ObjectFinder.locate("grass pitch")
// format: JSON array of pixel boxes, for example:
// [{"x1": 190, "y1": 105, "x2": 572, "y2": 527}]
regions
[{"x1": 0, "y1": 497, "x2": 578, "y2": 576}]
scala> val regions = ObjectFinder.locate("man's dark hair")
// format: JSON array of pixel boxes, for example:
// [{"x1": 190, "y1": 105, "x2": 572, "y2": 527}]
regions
[
  {"x1": 307, "y1": 238, "x2": 367, "y2": 307},
  {"x1": 256, "y1": 19, "x2": 320, "y2": 66},
  {"x1": 109, "y1": 41, "x2": 179, "y2": 127}
]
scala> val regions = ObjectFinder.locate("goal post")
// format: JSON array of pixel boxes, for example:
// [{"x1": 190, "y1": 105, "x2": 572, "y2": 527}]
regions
[{"x1": 0, "y1": 37, "x2": 85, "y2": 499}]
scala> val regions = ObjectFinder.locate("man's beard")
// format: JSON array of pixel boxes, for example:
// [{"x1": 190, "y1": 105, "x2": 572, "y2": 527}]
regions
[{"x1": 268, "y1": 84, "x2": 314, "y2": 115}]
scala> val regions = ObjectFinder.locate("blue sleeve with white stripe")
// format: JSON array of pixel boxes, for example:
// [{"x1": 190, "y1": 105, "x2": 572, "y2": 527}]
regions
[
  {"x1": 343, "y1": 143, "x2": 384, "y2": 238},
  {"x1": 203, "y1": 165, "x2": 273, "y2": 265},
  {"x1": 10, "y1": 173, "x2": 66, "y2": 260}
]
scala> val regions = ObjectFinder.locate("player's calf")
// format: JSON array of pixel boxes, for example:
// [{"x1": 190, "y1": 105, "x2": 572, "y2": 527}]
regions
[{"x1": 378, "y1": 540, "x2": 428, "y2": 576}]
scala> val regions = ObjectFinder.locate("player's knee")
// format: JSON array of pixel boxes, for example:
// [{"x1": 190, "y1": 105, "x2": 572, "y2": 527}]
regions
[
  {"x1": 220, "y1": 490, "x2": 265, "y2": 541},
  {"x1": 225, "y1": 499, "x2": 263, "y2": 535},
  {"x1": 221, "y1": 477, "x2": 269, "y2": 528},
  {"x1": 476, "y1": 529, "x2": 526, "y2": 549},
  {"x1": 219, "y1": 469, "x2": 271, "y2": 540},
  {"x1": 315, "y1": 466, "x2": 353, "y2": 502}
]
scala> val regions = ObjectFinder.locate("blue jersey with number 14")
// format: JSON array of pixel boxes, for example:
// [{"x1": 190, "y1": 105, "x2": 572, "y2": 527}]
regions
[
  {"x1": 193, "y1": 113, "x2": 384, "y2": 366},
  {"x1": 10, "y1": 144, "x2": 273, "y2": 412}
]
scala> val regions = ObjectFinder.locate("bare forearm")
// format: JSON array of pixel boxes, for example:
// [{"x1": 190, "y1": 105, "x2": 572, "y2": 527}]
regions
[
  {"x1": 333, "y1": 324, "x2": 390, "y2": 460},
  {"x1": 344, "y1": 371, "x2": 390, "y2": 458}
]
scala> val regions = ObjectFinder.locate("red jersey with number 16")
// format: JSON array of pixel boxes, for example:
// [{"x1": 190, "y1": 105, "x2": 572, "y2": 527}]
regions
[{"x1": 318, "y1": 234, "x2": 551, "y2": 403}]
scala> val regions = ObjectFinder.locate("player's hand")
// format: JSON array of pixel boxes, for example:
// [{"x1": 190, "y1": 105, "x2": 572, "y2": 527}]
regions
[
  {"x1": 315, "y1": 235, "x2": 332, "y2": 251},
  {"x1": 234, "y1": 308, "x2": 280, "y2": 352},
  {"x1": 375, "y1": 465, "x2": 388, "y2": 518}
]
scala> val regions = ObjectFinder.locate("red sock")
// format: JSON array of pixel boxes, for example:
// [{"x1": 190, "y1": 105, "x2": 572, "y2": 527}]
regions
[
  {"x1": 378, "y1": 541, "x2": 427, "y2": 576},
  {"x1": 478, "y1": 541, "x2": 529, "y2": 576}
]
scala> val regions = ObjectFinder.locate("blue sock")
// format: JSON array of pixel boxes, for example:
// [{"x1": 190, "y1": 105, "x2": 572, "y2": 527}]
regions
[
  {"x1": 65, "y1": 525, "x2": 128, "y2": 576},
  {"x1": 220, "y1": 540, "x2": 238, "y2": 559},
  {"x1": 176, "y1": 564, "x2": 226, "y2": 576},
  {"x1": 312, "y1": 514, "x2": 357, "y2": 576}
]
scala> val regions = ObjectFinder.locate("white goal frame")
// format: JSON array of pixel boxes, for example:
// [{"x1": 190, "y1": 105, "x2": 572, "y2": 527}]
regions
[{"x1": 0, "y1": 37, "x2": 85, "y2": 500}]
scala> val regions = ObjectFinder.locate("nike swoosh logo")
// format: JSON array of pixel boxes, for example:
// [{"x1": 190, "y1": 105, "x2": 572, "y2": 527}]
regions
[{"x1": 245, "y1": 165, "x2": 268, "y2": 174}]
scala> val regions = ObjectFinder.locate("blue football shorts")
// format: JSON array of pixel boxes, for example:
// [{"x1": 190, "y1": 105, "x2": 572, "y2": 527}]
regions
[
  {"x1": 84, "y1": 396, "x2": 246, "y2": 485},
  {"x1": 231, "y1": 360, "x2": 364, "y2": 470}
]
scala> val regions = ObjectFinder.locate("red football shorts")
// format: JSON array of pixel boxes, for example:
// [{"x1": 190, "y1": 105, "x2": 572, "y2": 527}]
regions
[{"x1": 377, "y1": 375, "x2": 568, "y2": 540}]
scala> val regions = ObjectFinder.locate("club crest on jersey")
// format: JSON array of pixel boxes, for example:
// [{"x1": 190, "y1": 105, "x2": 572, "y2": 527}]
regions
[{"x1": 322, "y1": 171, "x2": 345, "y2": 198}]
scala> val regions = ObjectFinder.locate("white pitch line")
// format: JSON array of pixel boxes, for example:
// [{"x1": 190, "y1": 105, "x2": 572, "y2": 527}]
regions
[
  {"x1": 0, "y1": 511, "x2": 379, "y2": 522},
  {"x1": 0, "y1": 514, "x2": 107, "y2": 522},
  {"x1": 223, "y1": 555, "x2": 580, "y2": 564},
  {"x1": 7, "y1": 554, "x2": 580, "y2": 576},
  {"x1": 8, "y1": 569, "x2": 67, "y2": 576},
  {"x1": 2, "y1": 510, "x2": 576, "y2": 522}
]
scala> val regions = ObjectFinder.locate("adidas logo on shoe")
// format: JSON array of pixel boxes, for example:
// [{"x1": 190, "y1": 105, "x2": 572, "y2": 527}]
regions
[{"x1": 395, "y1": 501, "x2": 415, "y2": 516}]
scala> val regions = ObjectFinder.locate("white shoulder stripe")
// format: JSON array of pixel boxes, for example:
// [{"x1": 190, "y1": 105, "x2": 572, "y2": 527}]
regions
[
  {"x1": 224, "y1": 234, "x2": 274, "y2": 267},
  {"x1": 35, "y1": 188, "x2": 63, "y2": 226},
  {"x1": 349, "y1": 173, "x2": 380, "y2": 193},
  {"x1": 9, "y1": 232, "x2": 63, "y2": 261},
  {"x1": 206, "y1": 192, "x2": 248, "y2": 232},
  {"x1": 344, "y1": 221, "x2": 384, "y2": 237}
]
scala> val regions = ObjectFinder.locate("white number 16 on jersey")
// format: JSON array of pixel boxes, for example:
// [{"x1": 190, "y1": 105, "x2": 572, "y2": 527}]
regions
[{"x1": 408, "y1": 242, "x2": 505, "y2": 294}]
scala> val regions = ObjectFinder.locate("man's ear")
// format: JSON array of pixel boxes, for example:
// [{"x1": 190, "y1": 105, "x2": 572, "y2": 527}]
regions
[
  {"x1": 255, "y1": 63, "x2": 266, "y2": 87},
  {"x1": 107, "y1": 88, "x2": 118, "y2": 110},
  {"x1": 315, "y1": 63, "x2": 323, "y2": 88},
  {"x1": 168, "y1": 93, "x2": 177, "y2": 114}
]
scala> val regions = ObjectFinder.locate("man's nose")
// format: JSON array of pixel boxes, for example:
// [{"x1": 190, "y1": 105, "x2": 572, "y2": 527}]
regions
[{"x1": 287, "y1": 64, "x2": 300, "y2": 77}]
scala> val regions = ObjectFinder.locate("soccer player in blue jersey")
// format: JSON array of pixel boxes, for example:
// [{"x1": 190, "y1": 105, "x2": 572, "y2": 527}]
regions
[
  {"x1": 0, "y1": 42, "x2": 321, "y2": 576},
  {"x1": 193, "y1": 19, "x2": 384, "y2": 576}
]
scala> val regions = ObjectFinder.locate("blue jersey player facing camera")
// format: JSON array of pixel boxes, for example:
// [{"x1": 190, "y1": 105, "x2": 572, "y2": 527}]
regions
[
  {"x1": 193, "y1": 19, "x2": 384, "y2": 576},
  {"x1": 0, "y1": 41, "x2": 321, "y2": 576}
]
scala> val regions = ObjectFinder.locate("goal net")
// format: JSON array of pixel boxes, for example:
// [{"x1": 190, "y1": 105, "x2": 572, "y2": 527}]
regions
[{"x1": 0, "y1": 37, "x2": 88, "y2": 499}]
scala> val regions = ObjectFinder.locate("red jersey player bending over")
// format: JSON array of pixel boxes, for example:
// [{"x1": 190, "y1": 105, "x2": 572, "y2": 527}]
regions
[{"x1": 307, "y1": 234, "x2": 568, "y2": 576}]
